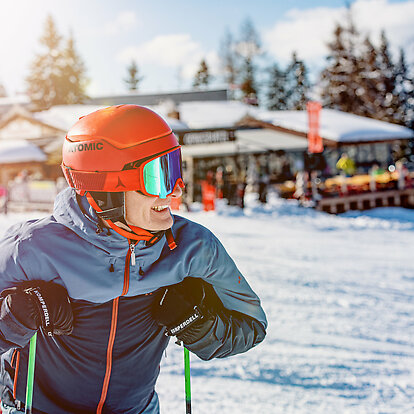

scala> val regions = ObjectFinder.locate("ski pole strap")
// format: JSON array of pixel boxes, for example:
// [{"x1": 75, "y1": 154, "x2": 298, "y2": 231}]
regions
[
  {"x1": 184, "y1": 347, "x2": 191, "y2": 414},
  {"x1": 25, "y1": 332, "x2": 37, "y2": 414}
]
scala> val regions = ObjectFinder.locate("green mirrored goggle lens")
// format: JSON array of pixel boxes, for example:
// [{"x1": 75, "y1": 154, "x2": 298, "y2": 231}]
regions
[{"x1": 143, "y1": 149, "x2": 182, "y2": 198}]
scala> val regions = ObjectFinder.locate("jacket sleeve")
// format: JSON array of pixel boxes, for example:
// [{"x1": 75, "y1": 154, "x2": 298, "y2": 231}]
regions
[
  {"x1": 0, "y1": 227, "x2": 37, "y2": 352},
  {"x1": 185, "y1": 231, "x2": 267, "y2": 360},
  {"x1": 183, "y1": 307, "x2": 266, "y2": 361}
]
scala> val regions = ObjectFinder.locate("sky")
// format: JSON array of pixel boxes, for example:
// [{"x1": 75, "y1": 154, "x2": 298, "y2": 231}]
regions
[{"x1": 1, "y1": 0, "x2": 413, "y2": 98}]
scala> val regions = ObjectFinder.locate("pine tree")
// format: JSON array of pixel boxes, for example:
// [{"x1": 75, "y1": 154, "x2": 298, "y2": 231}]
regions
[
  {"x1": 394, "y1": 48, "x2": 414, "y2": 128},
  {"x1": 266, "y1": 63, "x2": 289, "y2": 110},
  {"x1": 375, "y1": 30, "x2": 399, "y2": 122},
  {"x1": 236, "y1": 18, "x2": 261, "y2": 105},
  {"x1": 26, "y1": 15, "x2": 65, "y2": 109},
  {"x1": 124, "y1": 60, "x2": 142, "y2": 91},
  {"x1": 219, "y1": 29, "x2": 238, "y2": 92},
  {"x1": 319, "y1": 15, "x2": 368, "y2": 115},
  {"x1": 60, "y1": 34, "x2": 88, "y2": 104},
  {"x1": 193, "y1": 59, "x2": 211, "y2": 90},
  {"x1": 320, "y1": 23, "x2": 352, "y2": 111},
  {"x1": 319, "y1": 8, "x2": 413, "y2": 127},
  {"x1": 285, "y1": 52, "x2": 310, "y2": 110},
  {"x1": 358, "y1": 30, "x2": 404, "y2": 124},
  {"x1": 357, "y1": 36, "x2": 381, "y2": 118},
  {"x1": 26, "y1": 15, "x2": 88, "y2": 109}
]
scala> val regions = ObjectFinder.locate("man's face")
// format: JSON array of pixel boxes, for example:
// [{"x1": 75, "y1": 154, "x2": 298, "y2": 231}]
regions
[{"x1": 124, "y1": 185, "x2": 182, "y2": 231}]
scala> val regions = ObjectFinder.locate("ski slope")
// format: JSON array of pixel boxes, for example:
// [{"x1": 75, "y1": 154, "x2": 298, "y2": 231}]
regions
[
  {"x1": 0, "y1": 194, "x2": 413, "y2": 413},
  {"x1": 157, "y1": 194, "x2": 414, "y2": 414}
]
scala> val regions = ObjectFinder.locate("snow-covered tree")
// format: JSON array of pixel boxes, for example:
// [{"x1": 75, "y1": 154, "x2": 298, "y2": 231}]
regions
[
  {"x1": 124, "y1": 60, "x2": 143, "y2": 91},
  {"x1": 26, "y1": 15, "x2": 88, "y2": 110},
  {"x1": 193, "y1": 59, "x2": 211, "y2": 90}
]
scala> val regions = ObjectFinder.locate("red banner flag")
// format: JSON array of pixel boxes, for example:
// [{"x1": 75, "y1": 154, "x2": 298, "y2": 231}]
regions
[{"x1": 307, "y1": 101, "x2": 323, "y2": 153}]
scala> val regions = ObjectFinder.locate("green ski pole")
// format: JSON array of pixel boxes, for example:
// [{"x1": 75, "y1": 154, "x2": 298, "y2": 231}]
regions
[
  {"x1": 25, "y1": 332, "x2": 37, "y2": 414},
  {"x1": 184, "y1": 347, "x2": 192, "y2": 414}
]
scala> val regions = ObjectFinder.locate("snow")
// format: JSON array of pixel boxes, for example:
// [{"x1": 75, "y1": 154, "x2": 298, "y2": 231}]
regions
[
  {"x1": 258, "y1": 108, "x2": 414, "y2": 143},
  {"x1": 33, "y1": 104, "x2": 188, "y2": 132},
  {"x1": 0, "y1": 95, "x2": 31, "y2": 107},
  {"x1": 0, "y1": 195, "x2": 413, "y2": 413},
  {"x1": 34, "y1": 105, "x2": 108, "y2": 131},
  {"x1": 5, "y1": 101, "x2": 414, "y2": 150},
  {"x1": 0, "y1": 140, "x2": 46, "y2": 163},
  {"x1": 152, "y1": 100, "x2": 261, "y2": 130}
]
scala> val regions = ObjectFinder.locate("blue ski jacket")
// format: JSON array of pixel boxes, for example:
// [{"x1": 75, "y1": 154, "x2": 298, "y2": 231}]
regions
[{"x1": 0, "y1": 188, "x2": 267, "y2": 414}]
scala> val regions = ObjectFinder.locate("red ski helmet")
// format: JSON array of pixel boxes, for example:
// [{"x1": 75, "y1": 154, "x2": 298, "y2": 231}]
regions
[
  {"x1": 62, "y1": 104, "x2": 183, "y2": 195},
  {"x1": 61, "y1": 104, "x2": 184, "y2": 242}
]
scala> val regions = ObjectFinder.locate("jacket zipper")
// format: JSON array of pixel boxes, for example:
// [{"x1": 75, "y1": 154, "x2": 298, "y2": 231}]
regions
[
  {"x1": 96, "y1": 241, "x2": 134, "y2": 414},
  {"x1": 130, "y1": 242, "x2": 136, "y2": 266}
]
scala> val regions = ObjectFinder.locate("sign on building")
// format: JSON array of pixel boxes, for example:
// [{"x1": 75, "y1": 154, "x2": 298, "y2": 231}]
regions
[
  {"x1": 178, "y1": 129, "x2": 236, "y2": 145},
  {"x1": 307, "y1": 101, "x2": 323, "y2": 153}
]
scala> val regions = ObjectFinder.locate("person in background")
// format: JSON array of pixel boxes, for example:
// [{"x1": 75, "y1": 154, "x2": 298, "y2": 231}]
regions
[
  {"x1": 201, "y1": 170, "x2": 216, "y2": 211},
  {"x1": 0, "y1": 185, "x2": 8, "y2": 214},
  {"x1": 236, "y1": 171, "x2": 247, "y2": 209},
  {"x1": 258, "y1": 164, "x2": 270, "y2": 203},
  {"x1": 336, "y1": 153, "x2": 356, "y2": 176},
  {"x1": 0, "y1": 105, "x2": 266, "y2": 414}
]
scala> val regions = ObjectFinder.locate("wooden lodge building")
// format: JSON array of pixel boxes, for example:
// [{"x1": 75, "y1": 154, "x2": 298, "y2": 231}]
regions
[{"x1": 0, "y1": 90, "x2": 413, "y2": 206}]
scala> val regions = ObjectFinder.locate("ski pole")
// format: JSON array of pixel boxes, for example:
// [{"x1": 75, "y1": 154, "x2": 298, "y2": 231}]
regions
[
  {"x1": 184, "y1": 347, "x2": 192, "y2": 414},
  {"x1": 25, "y1": 332, "x2": 37, "y2": 414}
]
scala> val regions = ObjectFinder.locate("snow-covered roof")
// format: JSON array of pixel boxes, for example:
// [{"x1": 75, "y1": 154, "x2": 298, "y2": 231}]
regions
[
  {"x1": 34, "y1": 105, "x2": 108, "y2": 131},
  {"x1": 257, "y1": 109, "x2": 414, "y2": 143},
  {"x1": 0, "y1": 95, "x2": 31, "y2": 107},
  {"x1": 4, "y1": 103, "x2": 412, "y2": 159},
  {"x1": 0, "y1": 140, "x2": 46, "y2": 164},
  {"x1": 34, "y1": 104, "x2": 188, "y2": 132},
  {"x1": 151, "y1": 100, "x2": 261, "y2": 130}
]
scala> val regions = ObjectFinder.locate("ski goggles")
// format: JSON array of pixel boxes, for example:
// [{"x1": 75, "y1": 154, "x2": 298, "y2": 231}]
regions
[
  {"x1": 140, "y1": 147, "x2": 184, "y2": 198},
  {"x1": 63, "y1": 147, "x2": 184, "y2": 197}
]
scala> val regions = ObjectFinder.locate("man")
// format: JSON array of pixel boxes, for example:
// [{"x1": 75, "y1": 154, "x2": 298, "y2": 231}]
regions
[{"x1": 0, "y1": 105, "x2": 267, "y2": 413}]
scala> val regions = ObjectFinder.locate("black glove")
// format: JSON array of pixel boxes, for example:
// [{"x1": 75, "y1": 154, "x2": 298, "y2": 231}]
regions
[
  {"x1": 1, "y1": 281, "x2": 73, "y2": 336},
  {"x1": 152, "y1": 277, "x2": 221, "y2": 345}
]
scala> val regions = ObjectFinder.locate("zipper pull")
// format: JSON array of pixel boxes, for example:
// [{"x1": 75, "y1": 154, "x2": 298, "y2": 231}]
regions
[{"x1": 130, "y1": 243, "x2": 136, "y2": 266}]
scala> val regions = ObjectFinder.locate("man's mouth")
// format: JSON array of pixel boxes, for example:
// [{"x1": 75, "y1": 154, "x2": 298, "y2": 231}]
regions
[{"x1": 152, "y1": 205, "x2": 169, "y2": 212}]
